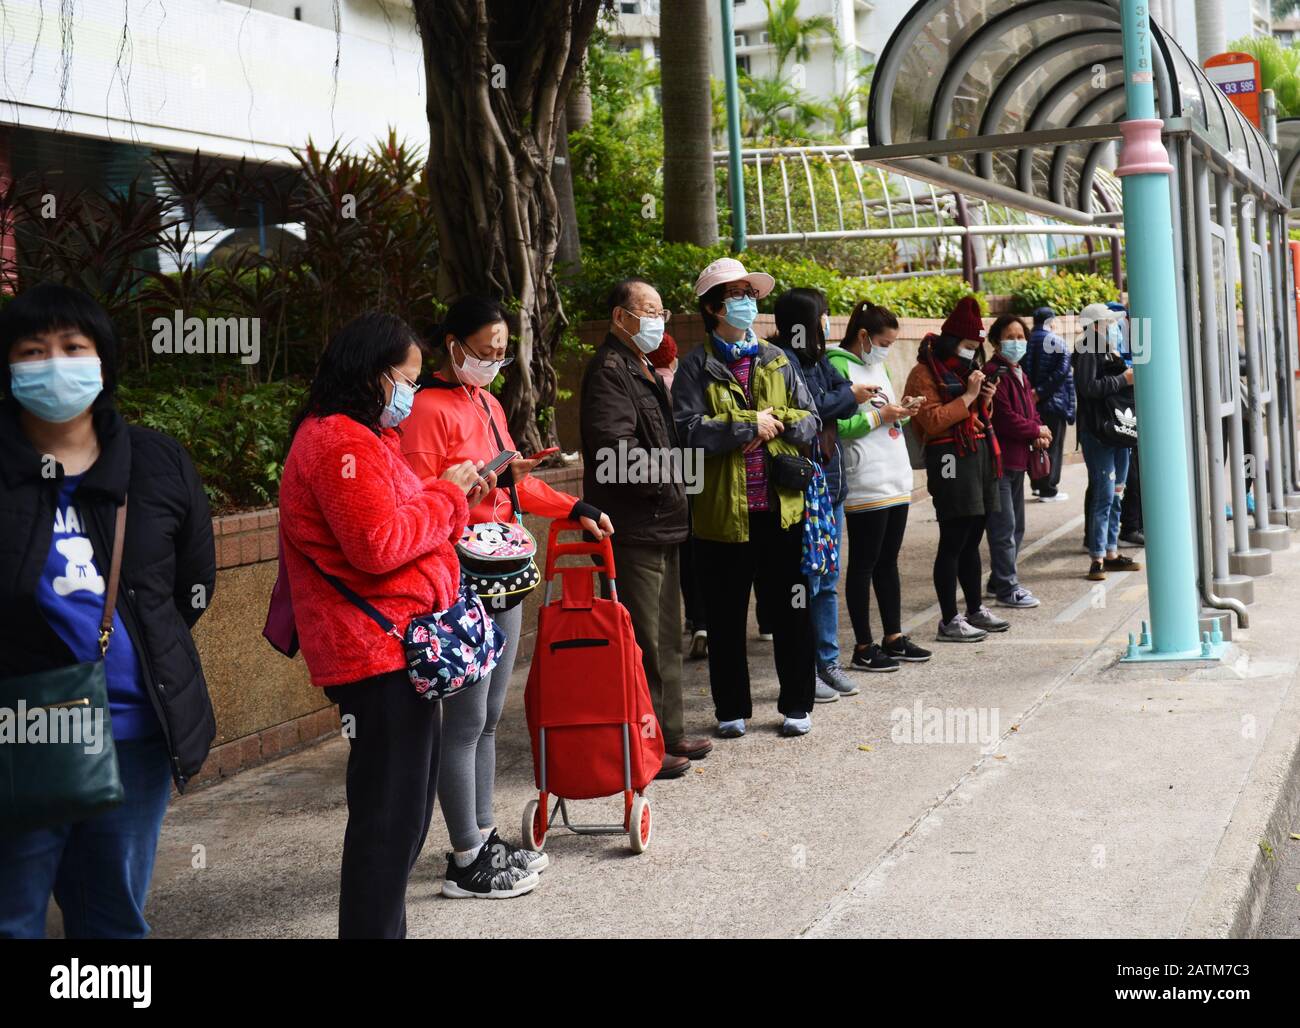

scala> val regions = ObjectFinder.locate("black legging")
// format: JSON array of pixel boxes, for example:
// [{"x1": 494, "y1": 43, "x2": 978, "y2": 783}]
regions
[
  {"x1": 845, "y1": 505, "x2": 909, "y2": 647},
  {"x1": 934, "y1": 514, "x2": 987, "y2": 623}
]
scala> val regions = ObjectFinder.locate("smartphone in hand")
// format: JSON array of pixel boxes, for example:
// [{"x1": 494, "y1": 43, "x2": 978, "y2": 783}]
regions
[{"x1": 481, "y1": 449, "x2": 520, "y2": 477}]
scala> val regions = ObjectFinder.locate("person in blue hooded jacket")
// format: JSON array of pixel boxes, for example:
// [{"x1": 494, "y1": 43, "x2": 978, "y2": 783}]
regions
[
  {"x1": 1022, "y1": 306, "x2": 1073, "y2": 502},
  {"x1": 769, "y1": 288, "x2": 866, "y2": 702}
]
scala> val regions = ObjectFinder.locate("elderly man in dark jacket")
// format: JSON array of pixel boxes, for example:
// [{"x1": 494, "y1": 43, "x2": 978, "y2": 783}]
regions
[
  {"x1": 579, "y1": 277, "x2": 713, "y2": 779},
  {"x1": 1023, "y1": 306, "x2": 1073, "y2": 501}
]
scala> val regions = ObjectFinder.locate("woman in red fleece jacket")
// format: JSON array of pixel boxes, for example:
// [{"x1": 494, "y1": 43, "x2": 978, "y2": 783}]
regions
[
  {"x1": 984, "y1": 314, "x2": 1052, "y2": 609},
  {"x1": 401, "y1": 296, "x2": 613, "y2": 901},
  {"x1": 279, "y1": 312, "x2": 491, "y2": 938}
]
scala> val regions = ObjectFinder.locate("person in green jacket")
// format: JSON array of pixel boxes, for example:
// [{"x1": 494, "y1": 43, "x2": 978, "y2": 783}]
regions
[{"x1": 672, "y1": 257, "x2": 819, "y2": 739}]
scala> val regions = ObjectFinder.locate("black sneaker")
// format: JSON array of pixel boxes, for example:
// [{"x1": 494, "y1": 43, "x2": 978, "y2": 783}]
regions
[
  {"x1": 442, "y1": 846, "x2": 539, "y2": 899},
  {"x1": 849, "y1": 644, "x2": 900, "y2": 673},
  {"x1": 485, "y1": 827, "x2": 548, "y2": 874},
  {"x1": 1104, "y1": 554, "x2": 1141, "y2": 572},
  {"x1": 882, "y1": 635, "x2": 932, "y2": 663}
]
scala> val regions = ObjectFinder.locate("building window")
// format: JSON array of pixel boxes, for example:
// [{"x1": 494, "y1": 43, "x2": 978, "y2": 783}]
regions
[
  {"x1": 620, "y1": 1, "x2": 640, "y2": 13},
  {"x1": 734, "y1": 33, "x2": 747, "y2": 48},
  {"x1": 736, "y1": 54, "x2": 751, "y2": 74}
]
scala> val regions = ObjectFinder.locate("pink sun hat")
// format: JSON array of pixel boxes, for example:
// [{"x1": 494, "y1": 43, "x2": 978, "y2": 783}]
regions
[{"x1": 693, "y1": 256, "x2": 776, "y2": 299}]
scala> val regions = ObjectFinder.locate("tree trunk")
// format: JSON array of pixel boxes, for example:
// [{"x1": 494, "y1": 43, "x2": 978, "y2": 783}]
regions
[
  {"x1": 553, "y1": 109, "x2": 583, "y2": 281},
  {"x1": 413, "y1": 0, "x2": 604, "y2": 451},
  {"x1": 566, "y1": 56, "x2": 593, "y2": 131},
  {"x1": 660, "y1": 0, "x2": 719, "y2": 246}
]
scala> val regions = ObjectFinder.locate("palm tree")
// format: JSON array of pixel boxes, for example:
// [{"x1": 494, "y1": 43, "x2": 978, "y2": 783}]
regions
[
  {"x1": 1230, "y1": 35, "x2": 1300, "y2": 117},
  {"x1": 829, "y1": 64, "x2": 873, "y2": 140},
  {"x1": 741, "y1": 70, "x2": 829, "y2": 141},
  {"x1": 659, "y1": 0, "x2": 718, "y2": 245},
  {"x1": 762, "y1": 0, "x2": 840, "y2": 79}
]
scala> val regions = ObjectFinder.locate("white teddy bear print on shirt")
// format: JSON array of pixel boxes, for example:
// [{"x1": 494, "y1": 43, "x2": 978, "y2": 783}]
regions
[{"x1": 52, "y1": 536, "x2": 105, "y2": 597}]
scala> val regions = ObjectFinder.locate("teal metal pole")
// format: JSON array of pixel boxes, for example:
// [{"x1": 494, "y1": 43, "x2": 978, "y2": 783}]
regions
[
  {"x1": 719, "y1": 0, "x2": 746, "y2": 251},
  {"x1": 1115, "y1": 0, "x2": 1204, "y2": 658}
]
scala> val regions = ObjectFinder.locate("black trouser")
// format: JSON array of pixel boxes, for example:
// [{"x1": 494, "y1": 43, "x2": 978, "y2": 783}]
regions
[
  {"x1": 844, "y1": 504, "x2": 909, "y2": 647},
  {"x1": 1030, "y1": 410, "x2": 1067, "y2": 496},
  {"x1": 934, "y1": 514, "x2": 987, "y2": 623},
  {"x1": 693, "y1": 511, "x2": 815, "y2": 720},
  {"x1": 325, "y1": 668, "x2": 442, "y2": 939},
  {"x1": 679, "y1": 533, "x2": 706, "y2": 630}
]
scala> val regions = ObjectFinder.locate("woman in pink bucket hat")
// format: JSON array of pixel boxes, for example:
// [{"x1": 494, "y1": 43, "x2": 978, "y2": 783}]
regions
[{"x1": 671, "y1": 256, "x2": 821, "y2": 739}]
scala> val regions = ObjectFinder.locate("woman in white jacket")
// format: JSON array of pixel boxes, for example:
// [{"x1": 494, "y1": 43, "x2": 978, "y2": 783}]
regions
[{"x1": 827, "y1": 302, "x2": 932, "y2": 671}]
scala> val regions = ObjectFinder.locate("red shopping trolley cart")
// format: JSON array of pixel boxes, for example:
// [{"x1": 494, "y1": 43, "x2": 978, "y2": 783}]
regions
[{"x1": 521, "y1": 520, "x2": 664, "y2": 853}]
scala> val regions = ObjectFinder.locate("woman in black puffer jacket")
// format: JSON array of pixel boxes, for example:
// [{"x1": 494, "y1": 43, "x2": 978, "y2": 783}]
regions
[{"x1": 0, "y1": 284, "x2": 216, "y2": 939}]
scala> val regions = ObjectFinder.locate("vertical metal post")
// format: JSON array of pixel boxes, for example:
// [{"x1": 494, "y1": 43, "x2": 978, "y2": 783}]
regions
[
  {"x1": 1257, "y1": 202, "x2": 1288, "y2": 520},
  {"x1": 719, "y1": 0, "x2": 747, "y2": 252},
  {"x1": 1115, "y1": 0, "x2": 1205, "y2": 659}
]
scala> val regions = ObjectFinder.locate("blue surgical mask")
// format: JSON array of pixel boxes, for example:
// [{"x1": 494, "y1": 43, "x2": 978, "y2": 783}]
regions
[
  {"x1": 626, "y1": 312, "x2": 664, "y2": 355},
  {"x1": 8, "y1": 357, "x2": 103, "y2": 423},
  {"x1": 381, "y1": 373, "x2": 415, "y2": 428},
  {"x1": 723, "y1": 295, "x2": 758, "y2": 331},
  {"x1": 1106, "y1": 322, "x2": 1122, "y2": 350},
  {"x1": 821, "y1": 314, "x2": 831, "y2": 340},
  {"x1": 1000, "y1": 339, "x2": 1027, "y2": 364}
]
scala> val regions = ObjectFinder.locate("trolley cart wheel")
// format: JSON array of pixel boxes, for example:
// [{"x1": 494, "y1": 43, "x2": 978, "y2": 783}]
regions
[
  {"x1": 629, "y1": 794, "x2": 652, "y2": 853},
  {"x1": 522, "y1": 799, "x2": 547, "y2": 851}
]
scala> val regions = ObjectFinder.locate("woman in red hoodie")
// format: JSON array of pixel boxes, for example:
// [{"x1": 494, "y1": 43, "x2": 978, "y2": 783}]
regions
[
  {"x1": 278, "y1": 312, "x2": 492, "y2": 937},
  {"x1": 401, "y1": 297, "x2": 612, "y2": 900}
]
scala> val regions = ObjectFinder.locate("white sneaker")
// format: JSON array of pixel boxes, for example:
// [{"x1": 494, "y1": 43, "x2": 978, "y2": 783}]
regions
[
  {"x1": 1037, "y1": 492, "x2": 1069, "y2": 503},
  {"x1": 936, "y1": 613, "x2": 988, "y2": 643},
  {"x1": 995, "y1": 587, "x2": 1041, "y2": 609},
  {"x1": 689, "y1": 629, "x2": 708, "y2": 659}
]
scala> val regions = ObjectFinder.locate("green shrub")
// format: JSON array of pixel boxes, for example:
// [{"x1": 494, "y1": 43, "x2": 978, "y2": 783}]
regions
[
  {"x1": 565, "y1": 242, "x2": 984, "y2": 322},
  {"x1": 995, "y1": 270, "x2": 1119, "y2": 314},
  {"x1": 117, "y1": 373, "x2": 308, "y2": 511}
]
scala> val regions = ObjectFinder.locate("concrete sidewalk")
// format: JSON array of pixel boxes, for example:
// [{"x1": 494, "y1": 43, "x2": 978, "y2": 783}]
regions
[{"x1": 132, "y1": 463, "x2": 1300, "y2": 938}]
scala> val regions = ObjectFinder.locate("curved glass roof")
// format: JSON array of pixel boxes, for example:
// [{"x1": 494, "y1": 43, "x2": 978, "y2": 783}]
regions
[
  {"x1": 869, "y1": 0, "x2": 1282, "y2": 214},
  {"x1": 1276, "y1": 118, "x2": 1300, "y2": 209}
]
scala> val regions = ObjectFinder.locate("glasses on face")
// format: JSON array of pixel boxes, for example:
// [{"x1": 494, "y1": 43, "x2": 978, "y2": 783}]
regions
[
  {"x1": 457, "y1": 339, "x2": 515, "y2": 370},
  {"x1": 623, "y1": 306, "x2": 672, "y2": 323},
  {"x1": 389, "y1": 367, "x2": 422, "y2": 393},
  {"x1": 723, "y1": 286, "x2": 760, "y2": 300}
]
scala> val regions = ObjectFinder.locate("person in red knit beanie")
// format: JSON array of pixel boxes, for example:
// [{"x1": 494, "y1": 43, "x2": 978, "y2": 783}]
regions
[
  {"x1": 647, "y1": 330, "x2": 679, "y2": 394},
  {"x1": 278, "y1": 311, "x2": 492, "y2": 937}
]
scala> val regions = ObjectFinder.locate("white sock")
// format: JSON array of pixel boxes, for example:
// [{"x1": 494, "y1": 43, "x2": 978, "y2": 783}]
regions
[{"x1": 453, "y1": 842, "x2": 484, "y2": 868}]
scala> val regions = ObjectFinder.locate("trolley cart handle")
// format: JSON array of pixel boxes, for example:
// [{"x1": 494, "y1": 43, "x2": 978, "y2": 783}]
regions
[{"x1": 545, "y1": 518, "x2": 616, "y2": 580}]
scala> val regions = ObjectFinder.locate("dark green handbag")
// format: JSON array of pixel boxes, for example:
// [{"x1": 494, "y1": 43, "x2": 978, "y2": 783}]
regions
[{"x1": 0, "y1": 501, "x2": 127, "y2": 833}]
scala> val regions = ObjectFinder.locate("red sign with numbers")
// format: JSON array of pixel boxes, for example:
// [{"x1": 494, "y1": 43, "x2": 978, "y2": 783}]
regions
[{"x1": 1204, "y1": 52, "x2": 1262, "y2": 127}]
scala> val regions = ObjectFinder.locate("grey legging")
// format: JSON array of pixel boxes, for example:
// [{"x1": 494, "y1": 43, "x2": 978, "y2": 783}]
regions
[{"x1": 438, "y1": 603, "x2": 523, "y2": 852}]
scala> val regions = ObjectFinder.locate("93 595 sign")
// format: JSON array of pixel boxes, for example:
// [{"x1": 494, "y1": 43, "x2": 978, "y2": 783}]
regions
[{"x1": 1204, "y1": 52, "x2": 1262, "y2": 127}]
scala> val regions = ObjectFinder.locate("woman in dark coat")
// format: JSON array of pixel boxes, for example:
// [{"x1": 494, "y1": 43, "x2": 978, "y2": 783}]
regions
[{"x1": 0, "y1": 284, "x2": 216, "y2": 938}]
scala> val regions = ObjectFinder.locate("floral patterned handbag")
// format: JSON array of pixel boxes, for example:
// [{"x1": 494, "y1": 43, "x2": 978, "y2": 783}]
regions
[
  {"x1": 315, "y1": 567, "x2": 504, "y2": 701},
  {"x1": 801, "y1": 461, "x2": 839, "y2": 578}
]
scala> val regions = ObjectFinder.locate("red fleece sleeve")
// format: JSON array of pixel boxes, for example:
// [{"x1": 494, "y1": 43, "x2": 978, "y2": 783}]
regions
[{"x1": 309, "y1": 430, "x2": 469, "y2": 575}]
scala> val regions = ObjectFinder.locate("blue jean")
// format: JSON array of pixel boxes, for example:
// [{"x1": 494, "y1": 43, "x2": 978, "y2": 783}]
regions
[
  {"x1": 809, "y1": 502, "x2": 844, "y2": 668},
  {"x1": 0, "y1": 736, "x2": 173, "y2": 939},
  {"x1": 1080, "y1": 431, "x2": 1131, "y2": 558}
]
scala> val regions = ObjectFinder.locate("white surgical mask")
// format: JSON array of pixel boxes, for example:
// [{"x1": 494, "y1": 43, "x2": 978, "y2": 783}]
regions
[
  {"x1": 957, "y1": 345, "x2": 976, "y2": 361},
  {"x1": 862, "y1": 340, "x2": 887, "y2": 367},
  {"x1": 453, "y1": 340, "x2": 502, "y2": 387}
]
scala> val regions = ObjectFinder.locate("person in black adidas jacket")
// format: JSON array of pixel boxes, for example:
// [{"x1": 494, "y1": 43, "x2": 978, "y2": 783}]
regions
[{"x1": 0, "y1": 284, "x2": 216, "y2": 939}]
